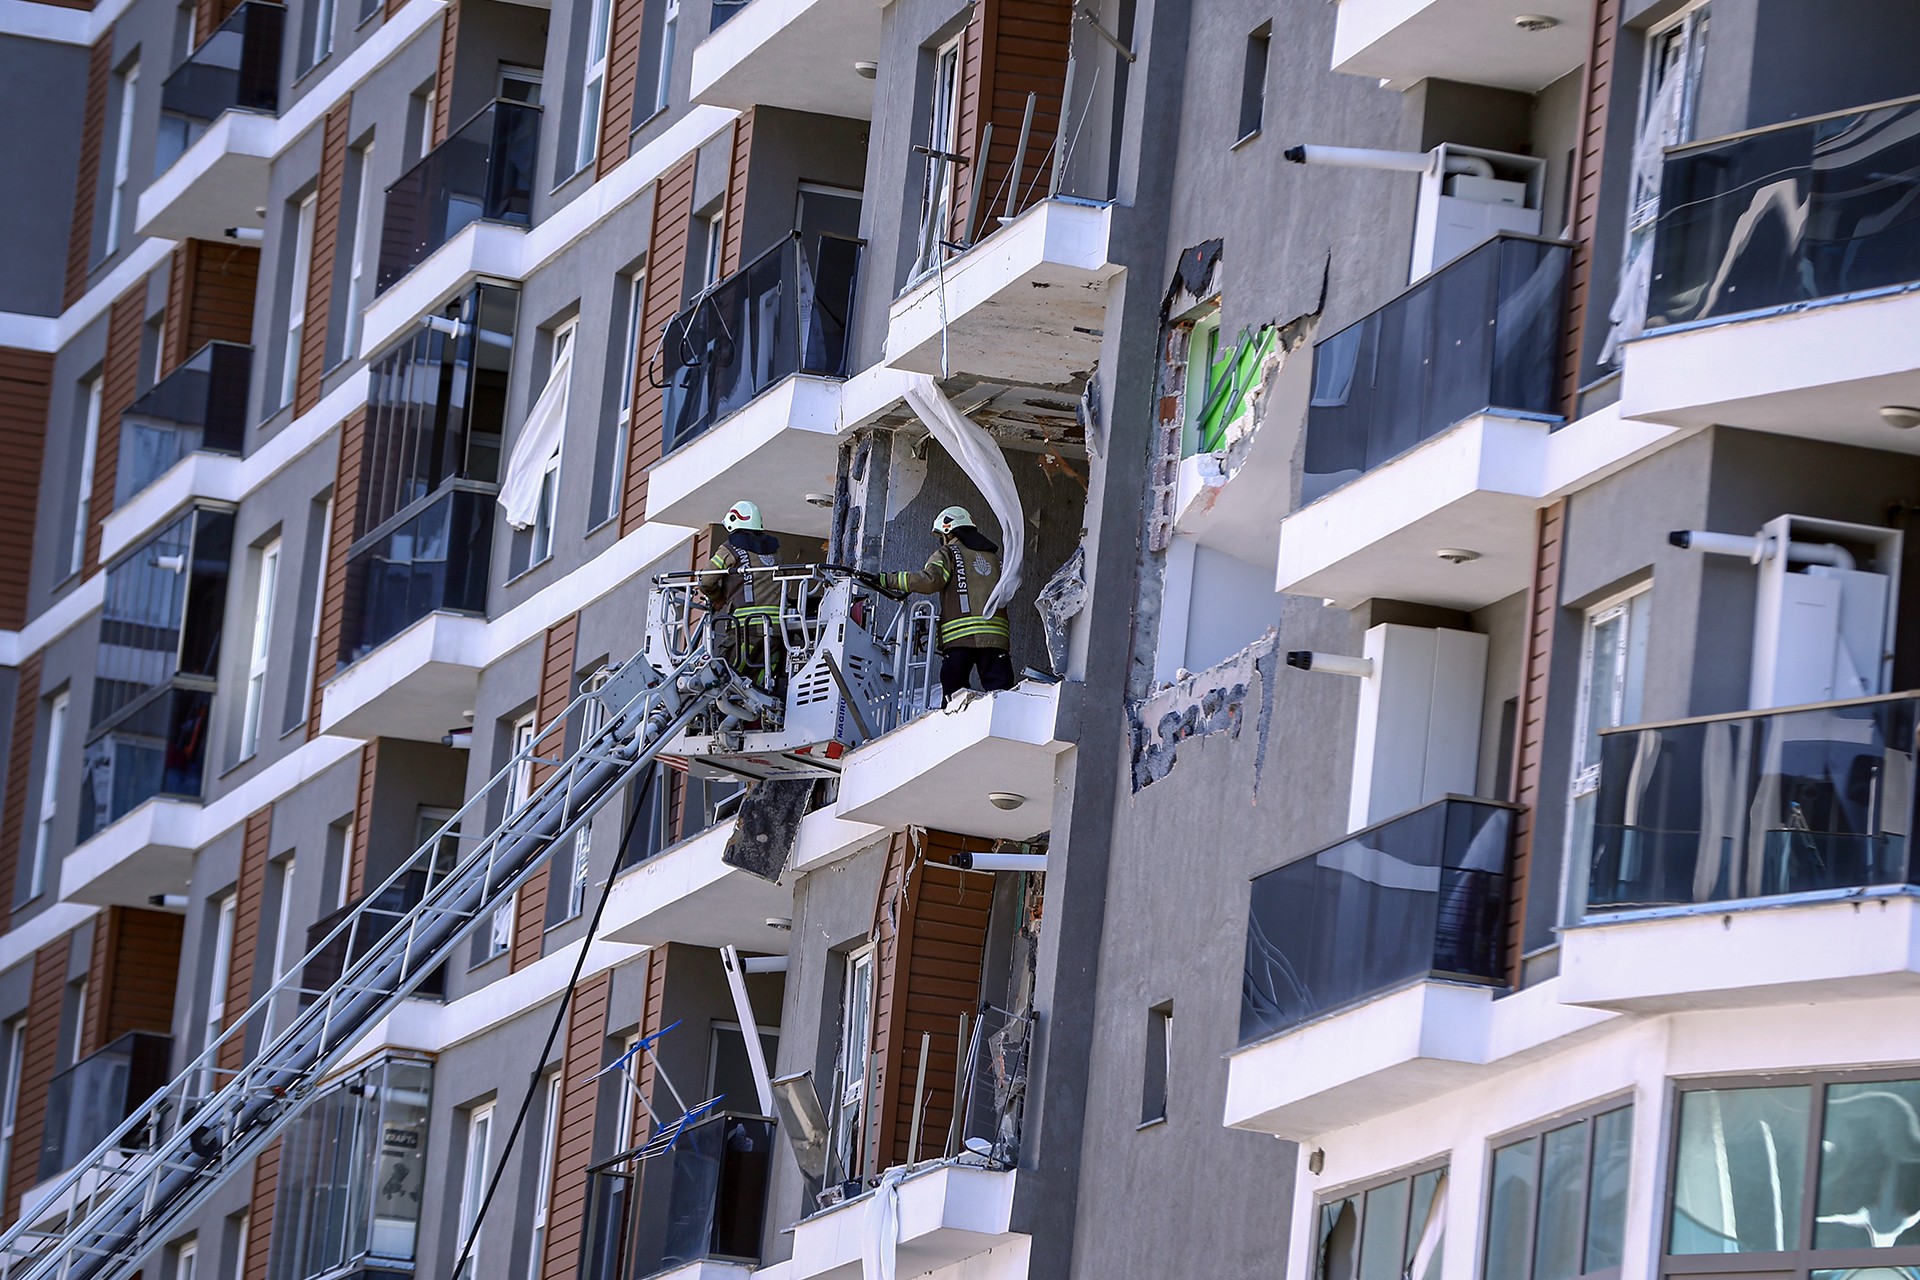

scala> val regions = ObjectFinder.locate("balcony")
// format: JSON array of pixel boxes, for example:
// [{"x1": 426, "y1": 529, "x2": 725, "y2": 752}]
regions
[
  {"x1": 1279, "y1": 238, "x2": 1674, "y2": 611},
  {"x1": 140, "y1": 1, "x2": 283, "y2": 241},
  {"x1": 1327, "y1": 0, "x2": 1590, "y2": 92},
  {"x1": 602, "y1": 819, "x2": 798, "y2": 952},
  {"x1": 1620, "y1": 94, "x2": 1920, "y2": 447},
  {"x1": 690, "y1": 0, "x2": 880, "y2": 119},
  {"x1": 583, "y1": 1114, "x2": 776, "y2": 1280},
  {"x1": 885, "y1": 198, "x2": 1119, "y2": 387},
  {"x1": 342, "y1": 487, "x2": 493, "y2": 664},
  {"x1": 377, "y1": 99, "x2": 539, "y2": 294},
  {"x1": 59, "y1": 796, "x2": 202, "y2": 907},
  {"x1": 303, "y1": 870, "x2": 448, "y2": 1005},
  {"x1": 643, "y1": 236, "x2": 861, "y2": 534},
  {"x1": 1562, "y1": 693, "x2": 1920, "y2": 1011},
  {"x1": 79, "y1": 507, "x2": 233, "y2": 844},
  {"x1": 785, "y1": 1165, "x2": 1023, "y2": 1280},
  {"x1": 834, "y1": 682, "x2": 1072, "y2": 842},
  {"x1": 115, "y1": 342, "x2": 250, "y2": 506},
  {"x1": 38, "y1": 1032, "x2": 171, "y2": 1182}
]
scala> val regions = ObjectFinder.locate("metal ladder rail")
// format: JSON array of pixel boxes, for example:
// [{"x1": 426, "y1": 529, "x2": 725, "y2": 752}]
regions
[{"x1": 2, "y1": 642, "x2": 750, "y2": 1280}]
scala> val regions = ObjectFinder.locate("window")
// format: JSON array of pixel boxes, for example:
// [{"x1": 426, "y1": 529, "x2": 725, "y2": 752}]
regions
[
  {"x1": 489, "y1": 716, "x2": 538, "y2": 957},
  {"x1": 707, "y1": 1023, "x2": 779, "y2": 1115},
  {"x1": 303, "y1": 0, "x2": 335, "y2": 73},
  {"x1": 497, "y1": 65, "x2": 541, "y2": 105},
  {"x1": 72, "y1": 378, "x2": 102, "y2": 577},
  {"x1": 911, "y1": 37, "x2": 963, "y2": 278},
  {"x1": 31, "y1": 693, "x2": 69, "y2": 899},
  {"x1": 833, "y1": 947, "x2": 874, "y2": 1181},
  {"x1": 575, "y1": 0, "x2": 614, "y2": 173},
  {"x1": 284, "y1": 497, "x2": 332, "y2": 736},
  {"x1": 343, "y1": 144, "x2": 377, "y2": 360},
  {"x1": 105, "y1": 64, "x2": 139, "y2": 253},
  {"x1": 203, "y1": 895, "x2": 236, "y2": 1096},
  {"x1": 1664, "y1": 1073, "x2": 1920, "y2": 1278},
  {"x1": 562, "y1": 667, "x2": 613, "y2": 920},
  {"x1": 698, "y1": 212, "x2": 723, "y2": 290},
  {"x1": 0, "y1": 1018, "x2": 26, "y2": 1196},
  {"x1": 1317, "y1": 1165, "x2": 1448, "y2": 1280},
  {"x1": 240, "y1": 540, "x2": 281, "y2": 760},
  {"x1": 595, "y1": 269, "x2": 645, "y2": 528},
  {"x1": 1181, "y1": 309, "x2": 1222, "y2": 457},
  {"x1": 456, "y1": 1104, "x2": 495, "y2": 1280},
  {"x1": 613, "y1": 1033, "x2": 639, "y2": 1148},
  {"x1": 616, "y1": 762, "x2": 673, "y2": 872},
  {"x1": 230, "y1": 1215, "x2": 248, "y2": 1280},
  {"x1": 533, "y1": 324, "x2": 573, "y2": 566},
  {"x1": 1140, "y1": 1002, "x2": 1172, "y2": 1126},
  {"x1": 1485, "y1": 1102, "x2": 1633, "y2": 1280},
  {"x1": 527, "y1": 1075, "x2": 561, "y2": 1280},
  {"x1": 283, "y1": 194, "x2": 318, "y2": 407},
  {"x1": 176, "y1": 1238, "x2": 198, "y2": 1280},
  {"x1": 652, "y1": 0, "x2": 679, "y2": 116},
  {"x1": 1238, "y1": 25, "x2": 1270, "y2": 142},
  {"x1": 269, "y1": 857, "x2": 297, "y2": 984},
  {"x1": 1566, "y1": 587, "x2": 1651, "y2": 916}
]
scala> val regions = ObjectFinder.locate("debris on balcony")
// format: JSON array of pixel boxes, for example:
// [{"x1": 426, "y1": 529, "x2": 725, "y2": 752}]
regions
[
  {"x1": 725, "y1": 778, "x2": 817, "y2": 880},
  {"x1": 1035, "y1": 545, "x2": 1087, "y2": 674}
]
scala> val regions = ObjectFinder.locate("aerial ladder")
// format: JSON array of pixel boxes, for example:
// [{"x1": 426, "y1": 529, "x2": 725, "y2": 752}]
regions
[{"x1": 0, "y1": 564, "x2": 934, "y2": 1280}]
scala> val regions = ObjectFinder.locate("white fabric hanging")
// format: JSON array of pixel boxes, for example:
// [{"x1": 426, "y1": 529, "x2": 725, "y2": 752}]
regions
[
  {"x1": 902, "y1": 374, "x2": 1025, "y2": 616},
  {"x1": 861, "y1": 1163, "x2": 909, "y2": 1280},
  {"x1": 499, "y1": 344, "x2": 572, "y2": 529}
]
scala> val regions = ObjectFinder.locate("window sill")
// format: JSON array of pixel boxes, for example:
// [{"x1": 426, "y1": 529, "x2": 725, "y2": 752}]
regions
[
  {"x1": 583, "y1": 512, "x2": 618, "y2": 538},
  {"x1": 1135, "y1": 1116, "x2": 1168, "y2": 1132},
  {"x1": 1231, "y1": 128, "x2": 1262, "y2": 152},
  {"x1": 502, "y1": 551, "x2": 555, "y2": 587},
  {"x1": 220, "y1": 750, "x2": 261, "y2": 780}
]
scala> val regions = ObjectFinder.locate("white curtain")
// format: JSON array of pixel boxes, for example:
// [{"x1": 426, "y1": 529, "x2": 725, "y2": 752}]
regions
[
  {"x1": 902, "y1": 374, "x2": 1025, "y2": 616},
  {"x1": 499, "y1": 345, "x2": 572, "y2": 529}
]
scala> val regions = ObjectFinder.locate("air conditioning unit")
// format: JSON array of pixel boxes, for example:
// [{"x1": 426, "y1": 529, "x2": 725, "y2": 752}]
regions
[
  {"x1": 1412, "y1": 144, "x2": 1547, "y2": 281},
  {"x1": 1750, "y1": 515, "x2": 1900, "y2": 709}
]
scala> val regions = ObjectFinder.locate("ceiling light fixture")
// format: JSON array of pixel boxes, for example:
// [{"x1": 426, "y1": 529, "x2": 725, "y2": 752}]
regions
[
  {"x1": 1880, "y1": 405, "x2": 1920, "y2": 429},
  {"x1": 1513, "y1": 14, "x2": 1559, "y2": 31},
  {"x1": 804, "y1": 491, "x2": 834, "y2": 508},
  {"x1": 987, "y1": 792, "x2": 1026, "y2": 811},
  {"x1": 853, "y1": 61, "x2": 878, "y2": 79},
  {"x1": 764, "y1": 916, "x2": 793, "y2": 931},
  {"x1": 1437, "y1": 548, "x2": 1482, "y2": 564}
]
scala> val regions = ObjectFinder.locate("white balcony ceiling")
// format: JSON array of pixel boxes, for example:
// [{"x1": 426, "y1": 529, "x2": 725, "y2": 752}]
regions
[
  {"x1": 691, "y1": 0, "x2": 880, "y2": 120},
  {"x1": 1333, "y1": 0, "x2": 1592, "y2": 93}
]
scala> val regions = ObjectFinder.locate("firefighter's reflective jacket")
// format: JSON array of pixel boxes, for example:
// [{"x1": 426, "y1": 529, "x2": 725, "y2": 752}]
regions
[
  {"x1": 703, "y1": 530, "x2": 783, "y2": 623},
  {"x1": 885, "y1": 531, "x2": 1011, "y2": 650}
]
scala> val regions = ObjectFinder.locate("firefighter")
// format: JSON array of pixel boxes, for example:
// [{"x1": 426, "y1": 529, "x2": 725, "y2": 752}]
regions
[
  {"x1": 871, "y1": 506, "x2": 1015, "y2": 701},
  {"x1": 704, "y1": 500, "x2": 784, "y2": 691}
]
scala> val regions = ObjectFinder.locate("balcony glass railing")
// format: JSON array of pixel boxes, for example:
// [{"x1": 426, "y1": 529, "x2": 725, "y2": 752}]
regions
[
  {"x1": 377, "y1": 99, "x2": 540, "y2": 292},
  {"x1": 1647, "y1": 94, "x2": 1920, "y2": 331},
  {"x1": 1240, "y1": 797, "x2": 1515, "y2": 1045},
  {"x1": 659, "y1": 234, "x2": 862, "y2": 453},
  {"x1": 115, "y1": 342, "x2": 251, "y2": 505},
  {"x1": 341, "y1": 488, "x2": 492, "y2": 663},
  {"x1": 1301, "y1": 234, "x2": 1570, "y2": 506},
  {"x1": 583, "y1": 1114, "x2": 776, "y2": 1280},
  {"x1": 1584, "y1": 694, "x2": 1920, "y2": 915},
  {"x1": 156, "y1": 1, "x2": 284, "y2": 173},
  {"x1": 302, "y1": 869, "x2": 448, "y2": 1004},
  {"x1": 39, "y1": 1032, "x2": 172, "y2": 1180}
]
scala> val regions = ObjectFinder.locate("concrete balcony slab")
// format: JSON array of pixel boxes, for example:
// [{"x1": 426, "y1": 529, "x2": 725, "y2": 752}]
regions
[
  {"x1": 886, "y1": 200, "x2": 1118, "y2": 389},
  {"x1": 690, "y1": 0, "x2": 879, "y2": 120},
  {"x1": 835, "y1": 683, "x2": 1071, "y2": 842},
  {"x1": 136, "y1": 111, "x2": 276, "y2": 242},
  {"x1": 601, "y1": 820, "x2": 797, "y2": 952},
  {"x1": 1278, "y1": 407, "x2": 1677, "y2": 610},
  {"x1": 1619, "y1": 284, "x2": 1920, "y2": 450},
  {"x1": 1561, "y1": 892, "x2": 1920, "y2": 1014},
  {"x1": 57, "y1": 796, "x2": 201, "y2": 908},
  {"x1": 788, "y1": 1165, "x2": 1023, "y2": 1280},
  {"x1": 1331, "y1": 0, "x2": 1590, "y2": 92},
  {"x1": 319, "y1": 611, "x2": 489, "y2": 742}
]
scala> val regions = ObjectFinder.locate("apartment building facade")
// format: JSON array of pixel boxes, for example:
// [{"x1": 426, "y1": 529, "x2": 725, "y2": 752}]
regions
[{"x1": 0, "y1": 0, "x2": 1917, "y2": 1278}]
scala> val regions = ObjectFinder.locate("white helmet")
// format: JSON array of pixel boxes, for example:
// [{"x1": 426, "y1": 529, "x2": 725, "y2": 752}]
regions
[
  {"x1": 933, "y1": 506, "x2": 974, "y2": 536},
  {"x1": 723, "y1": 499, "x2": 764, "y2": 532}
]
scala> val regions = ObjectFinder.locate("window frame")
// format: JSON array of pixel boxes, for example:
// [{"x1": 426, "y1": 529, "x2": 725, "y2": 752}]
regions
[
  {"x1": 106, "y1": 63, "x2": 140, "y2": 254},
  {"x1": 282, "y1": 194, "x2": 319, "y2": 407},
  {"x1": 1564, "y1": 584, "x2": 1651, "y2": 919},
  {"x1": 176, "y1": 1237, "x2": 198, "y2": 1280},
  {"x1": 0, "y1": 1017, "x2": 26, "y2": 1197},
  {"x1": 576, "y1": 0, "x2": 614, "y2": 175},
  {"x1": 1140, "y1": 1001, "x2": 1172, "y2": 1128},
  {"x1": 72, "y1": 378, "x2": 102, "y2": 578},
  {"x1": 912, "y1": 36, "x2": 964, "y2": 277},
  {"x1": 455, "y1": 1103, "x2": 495, "y2": 1280},
  {"x1": 527, "y1": 1074, "x2": 561, "y2": 1280},
  {"x1": 529, "y1": 323, "x2": 575, "y2": 569},
  {"x1": 652, "y1": 0, "x2": 680, "y2": 117},
  {"x1": 1661, "y1": 1067, "x2": 1920, "y2": 1279},
  {"x1": 487, "y1": 716, "x2": 539, "y2": 957},
  {"x1": 833, "y1": 945, "x2": 875, "y2": 1181},
  {"x1": 1482, "y1": 1094, "x2": 1636, "y2": 1280},
  {"x1": 31, "y1": 691, "x2": 69, "y2": 900},
  {"x1": 561, "y1": 666, "x2": 614, "y2": 921},
  {"x1": 202, "y1": 894, "x2": 237, "y2": 1096},
  {"x1": 305, "y1": 0, "x2": 335, "y2": 73},
  {"x1": 1314, "y1": 1158, "x2": 1452, "y2": 1280},
  {"x1": 239, "y1": 539, "x2": 281, "y2": 760},
  {"x1": 596, "y1": 268, "x2": 645, "y2": 529},
  {"x1": 343, "y1": 142, "x2": 377, "y2": 360}
]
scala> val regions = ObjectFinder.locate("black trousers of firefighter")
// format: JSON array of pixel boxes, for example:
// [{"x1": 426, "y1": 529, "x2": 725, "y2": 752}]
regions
[{"x1": 939, "y1": 645, "x2": 1015, "y2": 700}]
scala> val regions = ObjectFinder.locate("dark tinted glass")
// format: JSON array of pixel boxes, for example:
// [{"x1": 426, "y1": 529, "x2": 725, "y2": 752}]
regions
[
  {"x1": 155, "y1": 2, "x2": 285, "y2": 172},
  {"x1": 377, "y1": 100, "x2": 541, "y2": 292}
]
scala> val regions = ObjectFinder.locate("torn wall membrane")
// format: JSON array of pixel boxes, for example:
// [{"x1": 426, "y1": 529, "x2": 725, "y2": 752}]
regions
[{"x1": 1129, "y1": 628, "x2": 1283, "y2": 793}]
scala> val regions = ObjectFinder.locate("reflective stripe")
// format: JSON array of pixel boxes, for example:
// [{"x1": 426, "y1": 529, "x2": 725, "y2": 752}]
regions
[
  {"x1": 940, "y1": 616, "x2": 1010, "y2": 645},
  {"x1": 948, "y1": 543, "x2": 970, "y2": 616},
  {"x1": 734, "y1": 604, "x2": 779, "y2": 618}
]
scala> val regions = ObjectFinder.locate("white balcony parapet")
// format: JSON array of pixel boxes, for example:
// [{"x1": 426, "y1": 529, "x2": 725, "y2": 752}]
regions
[
  {"x1": 691, "y1": 0, "x2": 880, "y2": 120},
  {"x1": 835, "y1": 682, "x2": 1072, "y2": 842},
  {"x1": 787, "y1": 1164, "x2": 1025, "y2": 1280},
  {"x1": 1620, "y1": 283, "x2": 1920, "y2": 446},
  {"x1": 1330, "y1": 0, "x2": 1590, "y2": 92},
  {"x1": 1277, "y1": 405, "x2": 1678, "y2": 610},
  {"x1": 135, "y1": 111, "x2": 277, "y2": 242},
  {"x1": 886, "y1": 200, "x2": 1119, "y2": 388},
  {"x1": 600, "y1": 820, "x2": 797, "y2": 953},
  {"x1": 1224, "y1": 978, "x2": 1615, "y2": 1142},
  {"x1": 1561, "y1": 891, "x2": 1920, "y2": 1014}
]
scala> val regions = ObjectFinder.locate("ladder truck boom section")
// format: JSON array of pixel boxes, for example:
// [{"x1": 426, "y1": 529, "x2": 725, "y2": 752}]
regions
[{"x1": 0, "y1": 627, "x2": 776, "y2": 1280}]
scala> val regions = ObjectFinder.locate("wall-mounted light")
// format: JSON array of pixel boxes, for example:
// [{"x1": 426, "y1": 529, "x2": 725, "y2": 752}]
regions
[{"x1": 853, "y1": 61, "x2": 878, "y2": 79}]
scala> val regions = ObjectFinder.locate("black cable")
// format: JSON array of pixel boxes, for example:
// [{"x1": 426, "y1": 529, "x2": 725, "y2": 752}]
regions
[{"x1": 448, "y1": 762, "x2": 660, "y2": 1280}]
